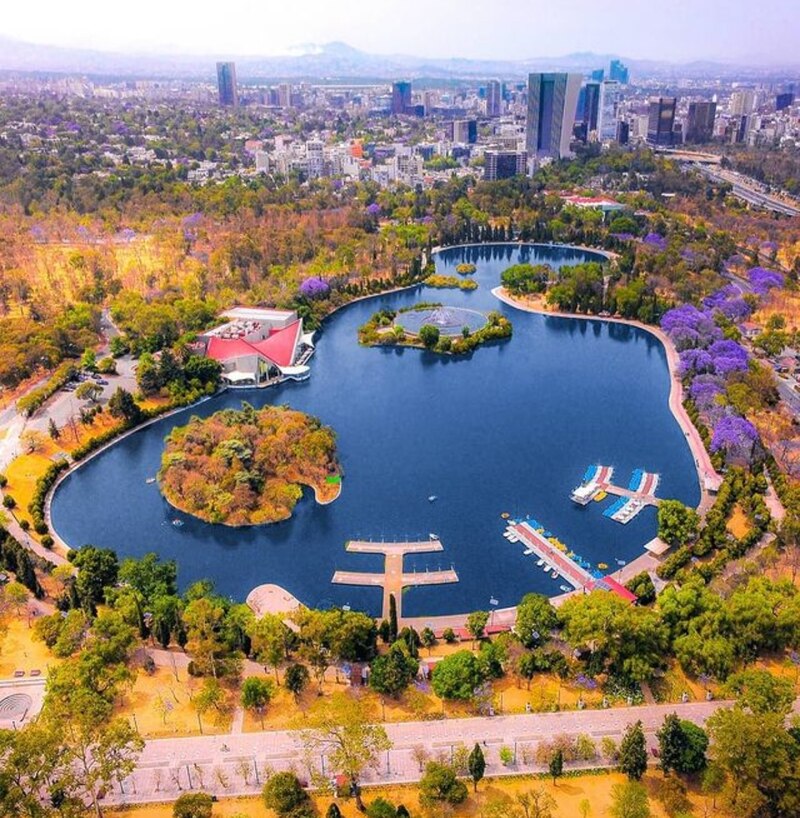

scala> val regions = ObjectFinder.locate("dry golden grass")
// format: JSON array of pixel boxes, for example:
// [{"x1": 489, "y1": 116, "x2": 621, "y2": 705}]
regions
[
  {"x1": 0, "y1": 612, "x2": 63, "y2": 677},
  {"x1": 726, "y1": 503, "x2": 753, "y2": 539},
  {"x1": 114, "y1": 667, "x2": 234, "y2": 738},
  {"x1": 105, "y1": 770, "x2": 725, "y2": 818}
]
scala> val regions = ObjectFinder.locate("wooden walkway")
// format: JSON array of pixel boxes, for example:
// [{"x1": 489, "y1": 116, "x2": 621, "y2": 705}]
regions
[
  {"x1": 332, "y1": 539, "x2": 458, "y2": 622},
  {"x1": 602, "y1": 484, "x2": 661, "y2": 506}
]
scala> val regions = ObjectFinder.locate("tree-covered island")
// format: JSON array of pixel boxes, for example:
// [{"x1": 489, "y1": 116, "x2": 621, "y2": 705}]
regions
[
  {"x1": 358, "y1": 304, "x2": 512, "y2": 355},
  {"x1": 158, "y1": 403, "x2": 340, "y2": 525}
]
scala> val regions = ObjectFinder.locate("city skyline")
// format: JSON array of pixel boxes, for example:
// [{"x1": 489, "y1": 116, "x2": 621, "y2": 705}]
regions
[{"x1": 1, "y1": 0, "x2": 799, "y2": 66}]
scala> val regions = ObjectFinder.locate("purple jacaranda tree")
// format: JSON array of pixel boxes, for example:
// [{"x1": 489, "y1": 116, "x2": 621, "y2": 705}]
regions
[
  {"x1": 299, "y1": 276, "x2": 330, "y2": 299},
  {"x1": 365, "y1": 203, "x2": 382, "y2": 217},
  {"x1": 643, "y1": 232, "x2": 668, "y2": 251},
  {"x1": 679, "y1": 348, "x2": 715, "y2": 376},
  {"x1": 711, "y1": 414, "x2": 759, "y2": 461},
  {"x1": 661, "y1": 305, "x2": 722, "y2": 349},
  {"x1": 689, "y1": 374, "x2": 726, "y2": 410},
  {"x1": 748, "y1": 267, "x2": 784, "y2": 296},
  {"x1": 707, "y1": 339, "x2": 749, "y2": 375}
]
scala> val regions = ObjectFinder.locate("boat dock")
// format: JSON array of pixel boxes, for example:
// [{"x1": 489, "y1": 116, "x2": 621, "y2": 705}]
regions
[
  {"x1": 510, "y1": 521, "x2": 593, "y2": 590},
  {"x1": 332, "y1": 539, "x2": 459, "y2": 622},
  {"x1": 571, "y1": 464, "x2": 661, "y2": 524}
]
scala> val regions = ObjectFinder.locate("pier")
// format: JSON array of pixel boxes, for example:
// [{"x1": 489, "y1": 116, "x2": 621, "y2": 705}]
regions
[
  {"x1": 331, "y1": 539, "x2": 459, "y2": 622},
  {"x1": 510, "y1": 522, "x2": 594, "y2": 590},
  {"x1": 572, "y1": 464, "x2": 661, "y2": 524}
]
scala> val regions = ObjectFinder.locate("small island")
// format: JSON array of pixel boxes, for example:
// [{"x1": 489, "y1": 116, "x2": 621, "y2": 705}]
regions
[
  {"x1": 158, "y1": 404, "x2": 340, "y2": 525},
  {"x1": 424, "y1": 274, "x2": 478, "y2": 290},
  {"x1": 455, "y1": 262, "x2": 477, "y2": 274},
  {"x1": 359, "y1": 303, "x2": 512, "y2": 354}
]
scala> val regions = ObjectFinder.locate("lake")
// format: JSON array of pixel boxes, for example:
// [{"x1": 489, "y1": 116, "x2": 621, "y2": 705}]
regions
[{"x1": 51, "y1": 244, "x2": 699, "y2": 616}]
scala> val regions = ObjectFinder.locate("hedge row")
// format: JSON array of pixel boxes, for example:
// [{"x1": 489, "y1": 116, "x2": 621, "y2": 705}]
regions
[
  {"x1": 16, "y1": 362, "x2": 78, "y2": 417},
  {"x1": 27, "y1": 458, "x2": 69, "y2": 534}
]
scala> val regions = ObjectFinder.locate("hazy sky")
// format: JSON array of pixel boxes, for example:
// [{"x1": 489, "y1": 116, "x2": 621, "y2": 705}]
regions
[{"x1": 1, "y1": 0, "x2": 798, "y2": 63}]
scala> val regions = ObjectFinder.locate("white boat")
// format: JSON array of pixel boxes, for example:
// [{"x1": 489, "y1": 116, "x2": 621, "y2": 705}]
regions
[
  {"x1": 508, "y1": 535, "x2": 519, "y2": 543},
  {"x1": 559, "y1": 585, "x2": 571, "y2": 592},
  {"x1": 489, "y1": 597, "x2": 499, "y2": 606},
  {"x1": 536, "y1": 559, "x2": 544, "y2": 566},
  {"x1": 542, "y1": 564, "x2": 550, "y2": 572},
  {"x1": 429, "y1": 533, "x2": 439, "y2": 540},
  {"x1": 172, "y1": 519, "x2": 184, "y2": 527},
  {"x1": 551, "y1": 570, "x2": 559, "y2": 579},
  {"x1": 145, "y1": 477, "x2": 156, "y2": 484},
  {"x1": 523, "y1": 548, "x2": 535, "y2": 555},
  {"x1": 428, "y1": 495, "x2": 437, "y2": 502}
]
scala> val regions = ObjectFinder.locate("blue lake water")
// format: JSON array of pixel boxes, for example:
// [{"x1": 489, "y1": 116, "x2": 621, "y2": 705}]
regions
[{"x1": 51, "y1": 244, "x2": 699, "y2": 617}]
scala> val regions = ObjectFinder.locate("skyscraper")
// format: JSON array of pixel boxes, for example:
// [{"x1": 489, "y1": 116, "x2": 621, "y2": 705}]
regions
[
  {"x1": 598, "y1": 81, "x2": 621, "y2": 141},
  {"x1": 484, "y1": 150, "x2": 527, "y2": 180},
  {"x1": 730, "y1": 88, "x2": 757, "y2": 116},
  {"x1": 487, "y1": 80, "x2": 502, "y2": 117},
  {"x1": 685, "y1": 101, "x2": 717, "y2": 143},
  {"x1": 776, "y1": 92, "x2": 794, "y2": 111},
  {"x1": 392, "y1": 81, "x2": 412, "y2": 115},
  {"x1": 609, "y1": 59, "x2": 629, "y2": 84},
  {"x1": 216, "y1": 62, "x2": 238, "y2": 107},
  {"x1": 647, "y1": 97, "x2": 677, "y2": 146},
  {"x1": 582, "y1": 82, "x2": 601, "y2": 132},
  {"x1": 526, "y1": 73, "x2": 582, "y2": 161}
]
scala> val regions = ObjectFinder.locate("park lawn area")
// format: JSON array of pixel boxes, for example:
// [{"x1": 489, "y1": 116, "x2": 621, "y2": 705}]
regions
[
  {"x1": 3, "y1": 440, "x2": 66, "y2": 528},
  {"x1": 0, "y1": 612, "x2": 62, "y2": 677},
  {"x1": 650, "y1": 660, "x2": 717, "y2": 704},
  {"x1": 115, "y1": 667, "x2": 233, "y2": 738},
  {"x1": 495, "y1": 672, "x2": 604, "y2": 713},
  {"x1": 753, "y1": 654, "x2": 800, "y2": 691},
  {"x1": 105, "y1": 770, "x2": 713, "y2": 818},
  {"x1": 726, "y1": 503, "x2": 752, "y2": 539}
]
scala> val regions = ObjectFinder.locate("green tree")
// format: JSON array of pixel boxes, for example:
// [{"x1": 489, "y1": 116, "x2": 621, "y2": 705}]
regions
[
  {"x1": 369, "y1": 642, "x2": 419, "y2": 698},
  {"x1": 241, "y1": 677, "x2": 275, "y2": 728},
  {"x1": 285, "y1": 663, "x2": 310, "y2": 701},
  {"x1": 619, "y1": 721, "x2": 648, "y2": 781},
  {"x1": 183, "y1": 597, "x2": 229, "y2": 678},
  {"x1": 366, "y1": 797, "x2": 397, "y2": 818},
  {"x1": 262, "y1": 771, "x2": 311, "y2": 817},
  {"x1": 465, "y1": 610, "x2": 489, "y2": 647},
  {"x1": 173, "y1": 791, "x2": 214, "y2": 818},
  {"x1": 609, "y1": 781, "x2": 651, "y2": 818},
  {"x1": 75, "y1": 381, "x2": 102, "y2": 402},
  {"x1": 431, "y1": 650, "x2": 484, "y2": 701},
  {"x1": 724, "y1": 668, "x2": 795, "y2": 715},
  {"x1": 418, "y1": 324, "x2": 440, "y2": 349},
  {"x1": 657, "y1": 500, "x2": 700, "y2": 548},
  {"x1": 419, "y1": 761, "x2": 468, "y2": 808},
  {"x1": 515, "y1": 593, "x2": 558, "y2": 648},
  {"x1": 248, "y1": 612, "x2": 292, "y2": 681},
  {"x1": 108, "y1": 387, "x2": 142, "y2": 423},
  {"x1": 70, "y1": 545, "x2": 119, "y2": 613},
  {"x1": 296, "y1": 693, "x2": 391, "y2": 811},
  {"x1": 549, "y1": 749, "x2": 564, "y2": 786},
  {"x1": 420, "y1": 626, "x2": 436, "y2": 654},
  {"x1": 326, "y1": 805, "x2": 343, "y2": 818},
  {"x1": 468, "y1": 742, "x2": 485, "y2": 791},
  {"x1": 388, "y1": 593, "x2": 398, "y2": 642},
  {"x1": 48, "y1": 418, "x2": 60, "y2": 440}
]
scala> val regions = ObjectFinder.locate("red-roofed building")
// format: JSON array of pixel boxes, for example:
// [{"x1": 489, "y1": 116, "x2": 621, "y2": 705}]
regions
[{"x1": 200, "y1": 307, "x2": 313, "y2": 386}]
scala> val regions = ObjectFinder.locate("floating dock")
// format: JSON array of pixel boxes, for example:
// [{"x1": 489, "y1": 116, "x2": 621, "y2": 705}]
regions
[
  {"x1": 332, "y1": 539, "x2": 458, "y2": 622},
  {"x1": 572, "y1": 465, "x2": 661, "y2": 524},
  {"x1": 510, "y1": 521, "x2": 593, "y2": 590}
]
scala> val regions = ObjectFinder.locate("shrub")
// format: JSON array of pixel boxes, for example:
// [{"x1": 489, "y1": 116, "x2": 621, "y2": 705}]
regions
[
  {"x1": 40, "y1": 535, "x2": 54, "y2": 549},
  {"x1": 262, "y1": 772, "x2": 310, "y2": 817},
  {"x1": 173, "y1": 792, "x2": 214, "y2": 818},
  {"x1": 0, "y1": 474, "x2": 7, "y2": 488},
  {"x1": 19, "y1": 519, "x2": 30, "y2": 531},
  {"x1": 366, "y1": 797, "x2": 397, "y2": 818},
  {"x1": 499, "y1": 746, "x2": 514, "y2": 766},
  {"x1": 2, "y1": 495, "x2": 16, "y2": 509}
]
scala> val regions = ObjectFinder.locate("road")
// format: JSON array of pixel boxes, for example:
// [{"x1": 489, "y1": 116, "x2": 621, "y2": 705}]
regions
[
  {"x1": 104, "y1": 699, "x2": 728, "y2": 806},
  {"x1": 693, "y1": 164, "x2": 800, "y2": 217}
]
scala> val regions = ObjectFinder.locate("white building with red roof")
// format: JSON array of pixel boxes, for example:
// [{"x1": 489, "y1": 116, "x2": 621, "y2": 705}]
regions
[{"x1": 200, "y1": 307, "x2": 314, "y2": 386}]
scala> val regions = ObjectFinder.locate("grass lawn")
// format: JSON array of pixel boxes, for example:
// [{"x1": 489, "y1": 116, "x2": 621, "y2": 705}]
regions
[
  {"x1": 650, "y1": 660, "x2": 717, "y2": 704},
  {"x1": 105, "y1": 770, "x2": 718, "y2": 817}
]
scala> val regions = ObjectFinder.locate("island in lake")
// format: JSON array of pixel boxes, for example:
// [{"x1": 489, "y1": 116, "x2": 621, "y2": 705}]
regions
[
  {"x1": 359, "y1": 303, "x2": 512, "y2": 354},
  {"x1": 159, "y1": 404, "x2": 340, "y2": 525}
]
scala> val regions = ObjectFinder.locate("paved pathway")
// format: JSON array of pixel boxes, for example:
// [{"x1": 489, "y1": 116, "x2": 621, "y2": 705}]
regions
[{"x1": 105, "y1": 699, "x2": 729, "y2": 807}]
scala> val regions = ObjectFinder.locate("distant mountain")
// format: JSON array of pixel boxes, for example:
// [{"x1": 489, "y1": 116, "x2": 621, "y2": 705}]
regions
[{"x1": 0, "y1": 37, "x2": 797, "y2": 81}]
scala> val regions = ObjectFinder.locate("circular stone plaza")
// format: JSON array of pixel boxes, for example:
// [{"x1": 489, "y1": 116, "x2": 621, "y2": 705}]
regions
[{"x1": 394, "y1": 305, "x2": 488, "y2": 337}]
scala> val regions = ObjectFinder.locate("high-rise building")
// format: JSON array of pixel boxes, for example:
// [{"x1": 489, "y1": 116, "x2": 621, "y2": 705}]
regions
[
  {"x1": 278, "y1": 83, "x2": 292, "y2": 108},
  {"x1": 730, "y1": 88, "x2": 757, "y2": 116},
  {"x1": 526, "y1": 72, "x2": 582, "y2": 160},
  {"x1": 487, "y1": 79, "x2": 502, "y2": 117},
  {"x1": 216, "y1": 62, "x2": 238, "y2": 107},
  {"x1": 609, "y1": 59, "x2": 629, "y2": 84},
  {"x1": 484, "y1": 149, "x2": 528, "y2": 180},
  {"x1": 776, "y1": 92, "x2": 794, "y2": 111},
  {"x1": 591, "y1": 68, "x2": 605, "y2": 82},
  {"x1": 685, "y1": 101, "x2": 717, "y2": 143},
  {"x1": 598, "y1": 81, "x2": 621, "y2": 141},
  {"x1": 582, "y1": 82, "x2": 601, "y2": 132},
  {"x1": 647, "y1": 97, "x2": 677, "y2": 146},
  {"x1": 392, "y1": 81, "x2": 412, "y2": 115},
  {"x1": 448, "y1": 120, "x2": 478, "y2": 144}
]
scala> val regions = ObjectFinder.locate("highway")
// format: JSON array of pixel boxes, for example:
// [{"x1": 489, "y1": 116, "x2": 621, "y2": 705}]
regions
[{"x1": 693, "y1": 163, "x2": 800, "y2": 217}]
